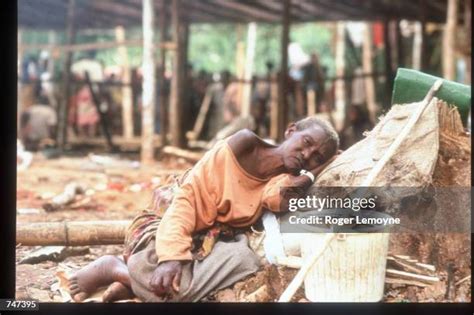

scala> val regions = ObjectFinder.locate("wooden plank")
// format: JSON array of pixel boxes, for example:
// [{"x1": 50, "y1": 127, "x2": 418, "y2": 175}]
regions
[
  {"x1": 116, "y1": 26, "x2": 134, "y2": 140},
  {"x1": 57, "y1": 0, "x2": 76, "y2": 150},
  {"x1": 141, "y1": 0, "x2": 156, "y2": 164}
]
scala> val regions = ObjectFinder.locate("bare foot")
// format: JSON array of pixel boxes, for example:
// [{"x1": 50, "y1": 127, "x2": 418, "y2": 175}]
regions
[
  {"x1": 102, "y1": 282, "x2": 134, "y2": 302},
  {"x1": 69, "y1": 255, "x2": 131, "y2": 302}
]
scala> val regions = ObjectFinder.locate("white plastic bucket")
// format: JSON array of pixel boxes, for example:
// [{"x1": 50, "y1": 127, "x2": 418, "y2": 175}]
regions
[{"x1": 300, "y1": 232, "x2": 390, "y2": 302}]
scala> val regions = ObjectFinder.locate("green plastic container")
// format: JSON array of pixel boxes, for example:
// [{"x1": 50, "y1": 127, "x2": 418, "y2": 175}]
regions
[{"x1": 392, "y1": 68, "x2": 471, "y2": 125}]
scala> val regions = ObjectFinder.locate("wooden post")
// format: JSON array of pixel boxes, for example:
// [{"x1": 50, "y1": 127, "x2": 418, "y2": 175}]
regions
[
  {"x1": 383, "y1": 20, "x2": 394, "y2": 108},
  {"x1": 396, "y1": 20, "x2": 403, "y2": 68},
  {"x1": 412, "y1": 22, "x2": 422, "y2": 70},
  {"x1": 57, "y1": 0, "x2": 76, "y2": 150},
  {"x1": 269, "y1": 73, "x2": 279, "y2": 139},
  {"x1": 241, "y1": 22, "x2": 257, "y2": 117},
  {"x1": 464, "y1": 0, "x2": 471, "y2": 84},
  {"x1": 443, "y1": 0, "x2": 457, "y2": 81},
  {"x1": 169, "y1": 0, "x2": 186, "y2": 148},
  {"x1": 158, "y1": 5, "x2": 168, "y2": 145},
  {"x1": 362, "y1": 23, "x2": 376, "y2": 124},
  {"x1": 235, "y1": 24, "x2": 246, "y2": 108},
  {"x1": 115, "y1": 26, "x2": 134, "y2": 140},
  {"x1": 276, "y1": 0, "x2": 290, "y2": 141},
  {"x1": 334, "y1": 22, "x2": 346, "y2": 132},
  {"x1": 17, "y1": 29, "x2": 23, "y2": 133},
  {"x1": 141, "y1": 0, "x2": 156, "y2": 164}
]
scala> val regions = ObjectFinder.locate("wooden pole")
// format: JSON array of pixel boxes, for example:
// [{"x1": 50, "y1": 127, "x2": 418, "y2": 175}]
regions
[
  {"x1": 158, "y1": 4, "x2": 168, "y2": 145},
  {"x1": 141, "y1": 0, "x2": 156, "y2": 164},
  {"x1": 277, "y1": 0, "x2": 290, "y2": 141},
  {"x1": 115, "y1": 26, "x2": 134, "y2": 140},
  {"x1": 235, "y1": 24, "x2": 246, "y2": 108},
  {"x1": 464, "y1": 0, "x2": 471, "y2": 84},
  {"x1": 17, "y1": 29, "x2": 23, "y2": 133},
  {"x1": 169, "y1": 0, "x2": 186, "y2": 148},
  {"x1": 57, "y1": 0, "x2": 76, "y2": 150},
  {"x1": 269, "y1": 74, "x2": 279, "y2": 139},
  {"x1": 443, "y1": 0, "x2": 457, "y2": 81},
  {"x1": 383, "y1": 20, "x2": 394, "y2": 108},
  {"x1": 334, "y1": 22, "x2": 346, "y2": 132},
  {"x1": 362, "y1": 23, "x2": 377, "y2": 125},
  {"x1": 17, "y1": 221, "x2": 130, "y2": 246},
  {"x1": 241, "y1": 22, "x2": 257, "y2": 117}
]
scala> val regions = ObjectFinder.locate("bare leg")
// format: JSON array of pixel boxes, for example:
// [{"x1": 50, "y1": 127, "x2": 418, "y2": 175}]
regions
[{"x1": 69, "y1": 255, "x2": 131, "y2": 302}]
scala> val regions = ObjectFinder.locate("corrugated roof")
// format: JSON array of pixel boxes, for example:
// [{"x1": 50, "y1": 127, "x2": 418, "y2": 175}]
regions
[{"x1": 18, "y1": 0, "x2": 449, "y2": 30}]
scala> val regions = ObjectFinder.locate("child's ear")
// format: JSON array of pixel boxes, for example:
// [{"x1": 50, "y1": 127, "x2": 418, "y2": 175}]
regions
[{"x1": 284, "y1": 123, "x2": 297, "y2": 139}]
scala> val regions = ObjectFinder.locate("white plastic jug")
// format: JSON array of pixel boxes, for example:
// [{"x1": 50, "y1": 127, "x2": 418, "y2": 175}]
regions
[{"x1": 300, "y1": 232, "x2": 390, "y2": 302}]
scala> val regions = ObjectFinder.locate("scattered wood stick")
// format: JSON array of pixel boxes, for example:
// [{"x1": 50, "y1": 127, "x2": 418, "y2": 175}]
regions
[
  {"x1": 162, "y1": 146, "x2": 204, "y2": 162},
  {"x1": 385, "y1": 277, "x2": 429, "y2": 287},
  {"x1": 455, "y1": 275, "x2": 471, "y2": 286},
  {"x1": 386, "y1": 269, "x2": 440, "y2": 283}
]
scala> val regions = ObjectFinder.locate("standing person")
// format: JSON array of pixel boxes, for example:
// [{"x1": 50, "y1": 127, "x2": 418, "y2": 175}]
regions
[
  {"x1": 302, "y1": 53, "x2": 326, "y2": 113},
  {"x1": 341, "y1": 104, "x2": 372, "y2": 149},
  {"x1": 69, "y1": 51, "x2": 104, "y2": 137},
  {"x1": 68, "y1": 116, "x2": 340, "y2": 302}
]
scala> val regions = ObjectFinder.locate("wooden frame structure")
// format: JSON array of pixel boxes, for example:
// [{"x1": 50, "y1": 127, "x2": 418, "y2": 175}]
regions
[{"x1": 18, "y1": 0, "x2": 455, "y2": 161}]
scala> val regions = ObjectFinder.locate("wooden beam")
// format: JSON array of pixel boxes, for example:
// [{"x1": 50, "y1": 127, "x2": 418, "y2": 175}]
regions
[
  {"x1": 443, "y1": 0, "x2": 457, "y2": 80},
  {"x1": 211, "y1": 0, "x2": 281, "y2": 22},
  {"x1": 19, "y1": 41, "x2": 176, "y2": 54},
  {"x1": 141, "y1": 0, "x2": 156, "y2": 164},
  {"x1": 169, "y1": 0, "x2": 187, "y2": 148},
  {"x1": 277, "y1": 0, "x2": 291, "y2": 142},
  {"x1": 57, "y1": 0, "x2": 76, "y2": 150},
  {"x1": 182, "y1": 0, "x2": 244, "y2": 23}
]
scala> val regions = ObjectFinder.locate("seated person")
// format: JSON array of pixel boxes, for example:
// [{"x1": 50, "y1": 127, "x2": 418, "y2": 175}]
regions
[
  {"x1": 19, "y1": 93, "x2": 57, "y2": 152},
  {"x1": 68, "y1": 116, "x2": 340, "y2": 302}
]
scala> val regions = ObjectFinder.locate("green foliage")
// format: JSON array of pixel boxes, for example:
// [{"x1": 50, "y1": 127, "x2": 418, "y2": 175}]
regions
[{"x1": 21, "y1": 23, "x2": 336, "y2": 77}]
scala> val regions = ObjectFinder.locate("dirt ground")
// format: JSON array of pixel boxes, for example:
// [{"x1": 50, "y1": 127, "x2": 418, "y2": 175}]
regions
[{"x1": 16, "y1": 134, "x2": 471, "y2": 303}]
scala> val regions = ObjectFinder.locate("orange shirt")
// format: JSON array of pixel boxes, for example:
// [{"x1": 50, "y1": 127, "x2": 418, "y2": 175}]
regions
[{"x1": 155, "y1": 139, "x2": 292, "y2": 263}]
